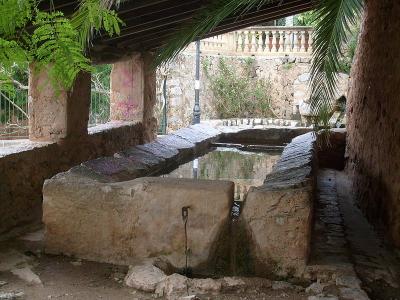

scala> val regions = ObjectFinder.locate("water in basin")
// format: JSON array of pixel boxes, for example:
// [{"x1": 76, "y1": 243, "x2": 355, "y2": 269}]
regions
[{"x1": 162, "y1": 147, "x2": 282, "y2": 208}]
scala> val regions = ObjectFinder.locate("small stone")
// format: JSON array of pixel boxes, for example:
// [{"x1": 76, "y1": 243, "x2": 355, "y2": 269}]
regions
[
  {"x1": 306, "y1": 280, "x2": 328, "y2": 294},
  {"x1": 0, "y1": 292, "x2": 24, "y2": 299},
  {"x1": 335, "y1": 275, "x2": 361, "y2": 289},
  {"x1": 155, "y1": 273, "x2": 188, "y2": 298},
  {"x1": 0, "y1": 281, "x2": 7, "y2": 287},
  {"x1": 308, "y1": 295, "x2": 338, "y2": 300},
  {"x1": 339, "y1": 287, "x2": 369, "y2": 300},
  {"x1": 11, "y1": 267, "x2": 42, "y2": 286},
  {"x1": 124, "y1": 265, "x2": 166, "y2": 292},
  {"x1": 220, "y1": 277, "x2": 246, "y2": 291},
  {"x1": 191, "y1": 278, "x2": 222, "y2": 293},
  {"x1": 179, "y1": 296, "x2": 200, "y2": 300},
  {"x1": 70, "y1": 260, "x2": 82, "y2": 266},
  {"x1": 272, "y1": 281, "x2": 294, "y2": 290},
  {"x1": 298, "y1": 73, "x2": 310, "y2": 82}
]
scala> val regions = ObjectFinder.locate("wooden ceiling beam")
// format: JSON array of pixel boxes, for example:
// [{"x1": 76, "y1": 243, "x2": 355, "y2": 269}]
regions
[
  {"x1": 96, "y1": 0, "x2": 312, "y2": 49},
  {"x1": 101, "y1": 6, "x2": 203, "y2": 42},
  {"x1": 90, "y1": 2, "x2": 314, "y2": 63}
]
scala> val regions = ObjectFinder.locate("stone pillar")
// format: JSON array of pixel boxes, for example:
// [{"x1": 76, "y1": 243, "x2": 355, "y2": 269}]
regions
[
  {"x1": 110, "y1": 53, "x2": 157, "y2": 142},
  {"x1": 347, "y1": 0, "x2": 400, "y2": 247},
  {"x1": 110, "y1": 54, "x2": 144, "y2": 122},
  {"x1": 142, "y1": 52, "x2": 157, "y2": 143},
  {"x1": 28, "y1": 66, "x2": 91, "y2": 142}
]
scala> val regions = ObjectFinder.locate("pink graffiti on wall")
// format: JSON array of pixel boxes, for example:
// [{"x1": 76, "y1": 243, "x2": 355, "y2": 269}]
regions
[{"x1": 116, "y1": 99, "x2": 139, "y2": 119}]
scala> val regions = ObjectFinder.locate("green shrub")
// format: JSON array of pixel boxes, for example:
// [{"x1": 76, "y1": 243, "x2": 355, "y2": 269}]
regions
[
  {"x1": 203, "y1": 57, "x2": 273, "y2": 119},
  {"x1": 337, "y1": 25, "x2": 360, "y2": 74}
]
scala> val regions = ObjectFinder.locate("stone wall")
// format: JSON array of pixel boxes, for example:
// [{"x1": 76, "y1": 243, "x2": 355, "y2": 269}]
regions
[
  {"x1": 157, "y1": 53, "x2": 349, "y2": 131},
  {"x1": 0, "y1": 122, "x2": 143, "y2": 235},
  {"x1": 346, "y1": 0, "x2": 400, "y2": 247}
]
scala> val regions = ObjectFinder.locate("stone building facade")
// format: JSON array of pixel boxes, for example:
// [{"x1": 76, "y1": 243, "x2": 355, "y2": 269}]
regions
[{"x1": 157, "y1": 53, "x2": 349, "y2": 131}]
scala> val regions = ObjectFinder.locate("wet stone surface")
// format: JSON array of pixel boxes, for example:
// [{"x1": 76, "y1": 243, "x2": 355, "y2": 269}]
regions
[
  {"x1": 116, "y1": 147, "x2": 166, "y2": 175},
  {"x1": 136, "y1": 142, "x2": 179, "y2": 161},
  {"x1": 262, "y1": 132, "x2": 316, "y2": 189},
  {"x1": 82, "y1": 156, "x2": 147, "y2": 181},
  {"x1": 172, "y1": 127, "x2": 215, "y2": 144}
]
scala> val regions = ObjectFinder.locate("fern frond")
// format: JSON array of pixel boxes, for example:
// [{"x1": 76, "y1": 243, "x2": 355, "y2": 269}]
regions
[
  {"x1": 0, "y1": 38, "x2": 30, "y2": 93},
  {"x1": 32, "y1": 11, "x2": 93, "y2": 90},
  {"x1": 71, "y1": 0, "x2": 124, "y2": 49},
  {"x1": 0, "y1": 0, "x2": 34, "y2": 37}
]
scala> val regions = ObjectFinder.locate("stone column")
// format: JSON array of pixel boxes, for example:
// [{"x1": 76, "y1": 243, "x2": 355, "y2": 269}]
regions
[
  {"x1": 110, "y1": 54, "x2": 144, "y2": 122},
  {"x1": 142, "y1": 52, "x2": 157, "y2": 143},
  {"x1": 110, "y1": 53, "x2": 157, "y2": 142},
  {"x1": 28, "y1": 66, "x2": 91, "y2": 142}
]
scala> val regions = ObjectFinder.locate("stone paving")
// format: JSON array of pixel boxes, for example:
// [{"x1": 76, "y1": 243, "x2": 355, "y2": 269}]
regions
[
  {"x1": 336, "y1": 172, "x2": 400, "y2": 299},
  {"x1": 310, "y1": 169, "x2": 400, "y2": 300}
]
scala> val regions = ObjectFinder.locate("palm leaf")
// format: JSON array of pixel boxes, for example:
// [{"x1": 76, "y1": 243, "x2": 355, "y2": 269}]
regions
[
  {"x1": 309, "y1": 0, "x2": 363, "y2": 116},
  {"x1": 154, "y1": 0, "x2": 273, "y2": 66}
]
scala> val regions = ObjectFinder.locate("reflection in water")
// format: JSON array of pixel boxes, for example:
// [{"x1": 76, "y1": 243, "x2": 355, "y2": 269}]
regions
[{"x1": 162, "y1": 147, "x2": 282, "y2": 202}]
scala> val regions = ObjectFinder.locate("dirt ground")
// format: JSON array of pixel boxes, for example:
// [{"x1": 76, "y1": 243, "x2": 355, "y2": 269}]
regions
[{"x1": 0, "y1": 229, "x2": 308, "y2": 300}]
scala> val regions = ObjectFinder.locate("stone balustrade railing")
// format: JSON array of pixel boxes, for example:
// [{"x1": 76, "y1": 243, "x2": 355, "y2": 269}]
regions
[{"x1": 185, "y1": 26, "x2": 313, "y2": 56}]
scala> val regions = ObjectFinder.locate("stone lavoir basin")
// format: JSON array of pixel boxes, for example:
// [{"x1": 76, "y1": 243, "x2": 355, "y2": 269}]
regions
[
  {"x1": 42, "y1": 124, "x2": 315, "y2": 279},
  {"x1": 162, "y1": 147, "x2": 283, "y2": 219}
]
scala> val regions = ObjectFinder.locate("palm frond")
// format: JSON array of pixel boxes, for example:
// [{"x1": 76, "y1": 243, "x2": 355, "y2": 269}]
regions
[
  {"x1": 155, "y1": 0, "x2": 273, "y2": 66},
  {"x1": 309, "y1": 0, "x2": 363, "y2": 115}
]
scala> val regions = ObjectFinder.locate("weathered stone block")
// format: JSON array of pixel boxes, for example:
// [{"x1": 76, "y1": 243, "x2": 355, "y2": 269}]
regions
[
  {"x1": 240, "y1": 132, "x2": 316, "y2": 277},
  {"x1": 172, "y1": 127, "x2": 217, "y2": 146},
  {"x1": 115, "y1": 147, "x2": 166, "y2": 175},
  {"x1": 136, "y1": 142, "x2": 179, "y2": 161},
  {"x1": 241, "y1": 184, "x2": 313, "y2": 277},
  {"x1": 43, "y1": 177, "x2": 234, "y2": 271},
  {"x1": 82, "y1": 156, "x2": 147, "y2": 181}
]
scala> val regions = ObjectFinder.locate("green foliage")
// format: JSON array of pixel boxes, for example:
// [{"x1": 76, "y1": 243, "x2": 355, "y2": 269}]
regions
[
  {"x1": 294, "y1": 11, "x2": 316, "y2": 26},
  {"x1": 282, "y1": 62, "x2": 294, "y2": 70},
  {"x1": 337, "y1": 25, "x2": 360, "y2": 74},
  {"x1": 90, "y1": 64, "x2": 112, "y2": 124},
  {"x1": 71, "y1": 0, "x2": 124, "y2": 49},
  {"x1": 0, "y1": 0, "x2": 33, "y2": 37},
  {"x1": 0, "y1": 0, "x2": 123, "y2": 93},
  {"x1": 275, "y1": 18, "x2": 286, "y2": 26},
  {"x1": 203, "y1": 57, "x2": 273, "y2": 119},
  {"x1": 32, "y1": 11, "x2": 93, "y2": 91}
]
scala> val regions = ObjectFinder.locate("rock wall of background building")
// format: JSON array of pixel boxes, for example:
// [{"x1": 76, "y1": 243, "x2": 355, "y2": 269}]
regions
[
  {"x1": 157, "y1": 53, "x2": 349, "y2": 131},
  {"x1": 347, "y1": 0, "x2": 400, "y2": 247}
]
